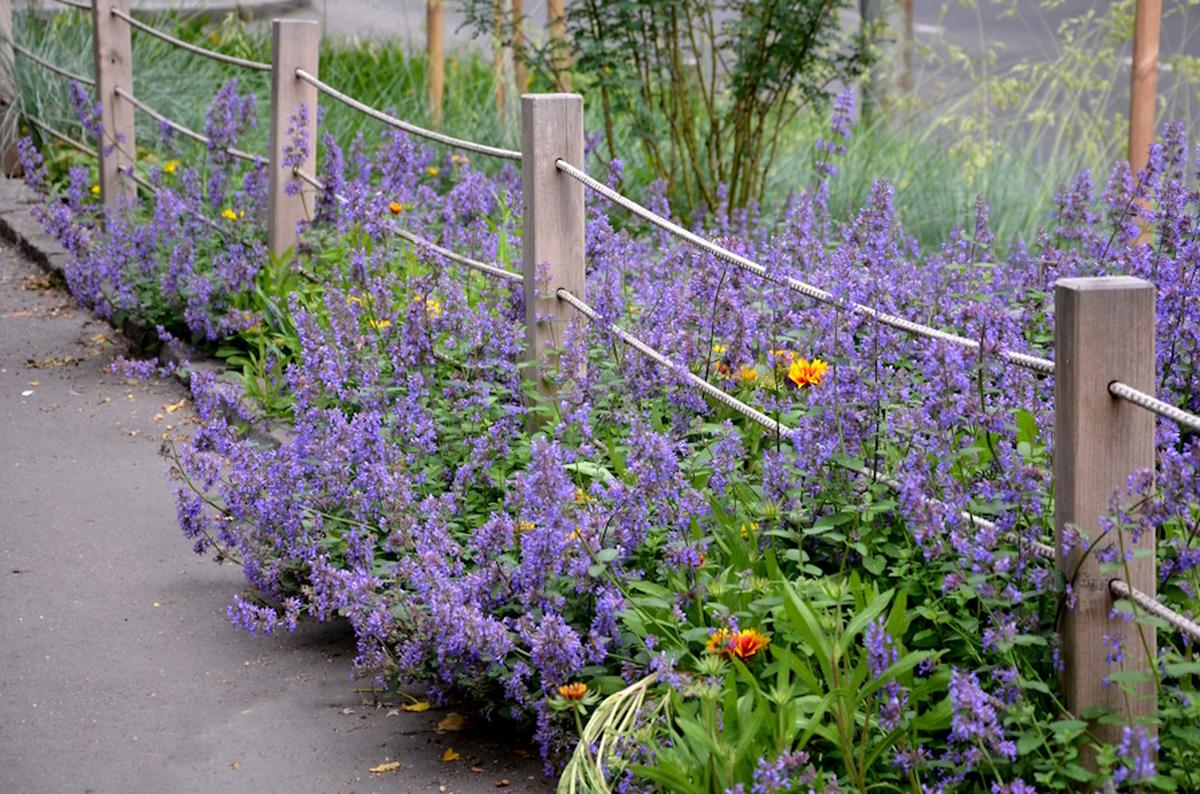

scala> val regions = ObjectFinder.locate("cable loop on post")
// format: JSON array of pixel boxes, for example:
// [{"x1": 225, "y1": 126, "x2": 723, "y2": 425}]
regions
[
  {"x1": 553, "y1": 159, "x2": 1055, "y2": 376},
  {"x1": 1110, "y1": 580, "x2": 1200, "y2": 643},
  {"x1": 110, "y1": 8, "x2": 271, "y2": 72},
  {"x1": 1109, "y1": 381, "x2": 1200, "y2": 433},
  {"x1": 13, "y1": 44, "x2": 95, "y2": 86},
  {"x1": 114, "y1": 87, "x2": 262, "y2": 164},
  {"x1": 294, "y1": 69, "x2": 521, "y2": 162}
]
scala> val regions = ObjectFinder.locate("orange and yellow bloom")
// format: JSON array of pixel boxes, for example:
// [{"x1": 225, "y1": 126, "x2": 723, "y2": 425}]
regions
[
  {"x1": 786, "y1": 357, "x2": 829, "y2": 389},
  {"x1": 729, "y1": 628, "x2": 770, "y2": 660},
  {"x1": 388, "y1": 201, "x2": 403, "y2": 215},
  {"x1": 706, "y1": 627, "x2": 732, "y2": 655},
  {"x1": 558, "y1": 682, "x2": 588, "y2": 701}
]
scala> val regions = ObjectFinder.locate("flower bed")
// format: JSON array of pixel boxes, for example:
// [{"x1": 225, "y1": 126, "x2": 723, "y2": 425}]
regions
[{"x1": 20, "y1": 80, "x2": 1200, "y2": 792}]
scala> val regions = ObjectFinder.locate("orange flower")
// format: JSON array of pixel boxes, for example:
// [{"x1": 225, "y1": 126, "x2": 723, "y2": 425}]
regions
[
  {"x1": 706, "y1": 627, "x2": 733, "y2": 655},
  {"x1": 737, "y1": 365, "x2": 758, "y2": 385},
  {"x1": 388, "y1": 201, "x2": 403, "y2": 215},
  {"x1": 558, "y1": 682, "x2": 587, "y2": 701},
  {"x1": 786, "y1": 357, "x2": 829, "y2": 389},
  {"x1": 729, "y1": 628, "x2": 770, "y2": 660}
]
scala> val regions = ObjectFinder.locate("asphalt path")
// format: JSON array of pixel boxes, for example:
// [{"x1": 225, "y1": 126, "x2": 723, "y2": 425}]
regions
[{"x1": 0, "y1": 240, "x2": 550, "y2": 794}]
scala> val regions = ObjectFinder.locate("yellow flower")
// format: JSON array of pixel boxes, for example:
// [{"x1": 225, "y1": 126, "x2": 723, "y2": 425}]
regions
[
  {"x1": 90, "y1": 184, "x2": 100, "y2": 195},
  {"x1": 388, "y1": 201, "x2": 403, "y2": 215},
  {"x1": 516, "y1": 521, "x2": 535, "y2": 535},
  {"x1": 163, "y1": 159, "x2": 180, "y2": 175},
  {"x1": 426, "y1": 166, "x2": 440, "y2": 178},
  {"x1": 706, "y1": 627, "x2": 732, "y2": 655},
  {"x1": 711, "y1": 343, "x2": 727, "y2": 356},
  {"x1": 558, "y1": 682, "x2": 588, "y2": 701},
  {"x1": 737, "y1": 365, "x2": 758, "y2": 385},
  {"x1": 221, "y1": 208, "x2": 239, "y2": 222},
  {"x1": 567, "y1": 527, "x2": 584, "y2": 542},
  {"x1": 347, "y1": 294, "x2": 365, "y2": 307},
  {"x1": 450, "y1": 153, "x2": 470, "y2": 167},
  {"x1": 368, "y1": 317, "x2": 391, "y2": 329},
  {"x1": 574, "y1": 487, "x2": 592, "y2": 504},
  {"x1": 739, "y1": 522, "x2": 757, "y2": 540},
  {"x1": 424, "y1": 296, "x2": 442, "y2": 318},
  {"x1": 786, "y1": 357, "x2": 829, "y2": 389}
]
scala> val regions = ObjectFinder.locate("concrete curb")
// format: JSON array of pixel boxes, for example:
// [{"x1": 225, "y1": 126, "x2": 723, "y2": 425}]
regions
[{"x1": 0, "y1": 177, "x2": 288, "y2": 449}]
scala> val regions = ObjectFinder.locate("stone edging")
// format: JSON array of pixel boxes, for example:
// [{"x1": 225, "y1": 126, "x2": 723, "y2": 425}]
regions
[{"x1": 0, "y1": 177, "x2": 287, "y2": 449}]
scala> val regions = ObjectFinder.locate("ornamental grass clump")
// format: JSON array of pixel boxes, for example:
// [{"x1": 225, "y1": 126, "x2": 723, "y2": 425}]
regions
[{"x1": 18, "y1": 78, "x2": 1200, "y2": 792}]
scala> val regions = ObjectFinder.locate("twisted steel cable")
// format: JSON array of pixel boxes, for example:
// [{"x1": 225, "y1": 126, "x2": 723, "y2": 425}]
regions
[
  {"x1": 1110, "y1": 580, "x2": 1200, "y2": 643},
  {"x1": 13, "y1": 43, "x2": 95, "y2": 86},
  {"x1": 1109, "y1": 381, "x2": 1200, "y2": 434},
  {"x1": 53, "y1": 0, "x2": 92, "y2": 9},
  {"x1": 110, "y1": 8, "x2": 271, "y2": 72},
  {"x1": 559, "y1": 288, "x2": 1056, "y2": 560},
  {"x1": 114, "y1": 87, "x2": 262, "y2": 164},
  {"x1": 27, "y1": 115, "x2": 93, "y2": 157},
  {"x1": 554, "y1": 159, "x2": 1055, "y2": 376},
  {"x1": 292, "y1": 169, "x2": 521, "y2": 283},
  {"x1": 294, "y1": 69, "x2": 521, "y2": 162},
  {"x1": 557, "y1": 288, "x2": 790, "y2": 436}
]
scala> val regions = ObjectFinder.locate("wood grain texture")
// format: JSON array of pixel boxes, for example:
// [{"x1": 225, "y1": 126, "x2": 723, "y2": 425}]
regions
[
  {"x1": 93, "y1": 0, "x2": 136, "y2": 210},
  {"x1": 521, "y1": 93, "x2": 584, "y2": 407},
  {"x1": 1055, "y1": 276, "x2": 1157, "y2": 755},
  {"x1": 267, "y1": 19, "x2": 319, "y2": 259}
]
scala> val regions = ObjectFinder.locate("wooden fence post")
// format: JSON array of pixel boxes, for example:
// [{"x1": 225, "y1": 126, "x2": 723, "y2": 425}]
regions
[
  {"x1": 267, "y1": 18, "x2": 318, "y2": 259},
  {"x1": 1055, "y1": 276, "x2": 1157, "y2": 756},
  {"x1": 427, "y1": 0, "x2": 444, "y2": 126},
  {"x1": 547, "y1": 0, "x2": 569, "y2": 91},
  {"x1": 521, "y1": 93, "x2": 584, "y2": 410},
  {"x1": 0, "y1": 0, "x2": 20, "y2": 175},
  {"x1": 92, "y1": 0, "x2": 136, "y2": 210}
]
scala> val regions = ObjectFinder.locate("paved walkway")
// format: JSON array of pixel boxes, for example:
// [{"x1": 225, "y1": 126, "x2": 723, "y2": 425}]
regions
[{"x1": 0, "y1": 241, "x2": 549, "y2": 793}]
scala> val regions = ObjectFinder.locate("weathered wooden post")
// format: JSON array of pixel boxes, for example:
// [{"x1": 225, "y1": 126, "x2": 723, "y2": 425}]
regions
[
  {"x1": 93, "y1": 0, "x2": 136, "y2": 209},
  {"x1": 521, "y1": 93, "x2": 584, "y2": 412},
  {"x1": 1129, "y1": 0, "x2": 1161, "y2": 181},
  {"x1": 547, "y1": 0, "x2": 569, "y2": 91},
  {"x1": 267, "y1": 18, "x2": 318, "y2": 259},
  {"x1": 511, "y1": 0, "x2": 528, "y2": 95},
  {"x1": 1129, "y1": 0, "x2": 1161, "y2": 244},
  {"x1": 1055, "y1": 276, "x2": 1157, "y2": 758},
  {"x1": 427, "y1": 0, "x2": 444, "y2": 126},
  {"x1": 0, "y1": 0, "x2": 20, "y2": 175}
]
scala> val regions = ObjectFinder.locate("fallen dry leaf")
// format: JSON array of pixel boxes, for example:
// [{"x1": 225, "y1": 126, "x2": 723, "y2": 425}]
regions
[
  {"x1": 470, "y1": 766, "x2": 484, "y2": 773},
  {"x1": 27, "y1": 356, "x2": 81, "y2": 369},
  {"x1": 164, "y1": 398, "x2": 186, "y2": 413},
  {"x1": 496, "y1": 779, "x2": 510, "y2": 788},
  {"x1": 401, "y1": 700, "x2": 431, "y2": 712},
  {"x1": 230, "y1": 760, "x2": 240, "y2": 770},
  {"x1": 154, "y1": 413, "x2": 164, "y2": 421},
  {"x1": 340, "y1": 707, "x2": 355, "y2": 715},
  {"x1": 442, "y1": 747, "x2": 460, "y2": 763},
  {"x1": 437, "y1": 712, "x2": 468, "y2": 732},
  {"x1": 369, "y1": 761, "x2": 401, "y2": 774}
]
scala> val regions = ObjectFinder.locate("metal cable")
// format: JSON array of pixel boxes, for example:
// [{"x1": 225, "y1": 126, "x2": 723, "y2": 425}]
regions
[
  {"x1": 395, "y1": 228, "x2": 523, "y2": 283},
  {"x1": 53, "y1": 0, "x2": 91, "y2": 8},
  {"x1": 13, "y1": 43, "x2": 95, "y2": 86},
  {"x1": 114, "y1": 87, "x2": 262, "y2": 164},
  {"x1": 560, "y1": 287, "x2": 1056, "y2": 560},
  {"x1": 1110, "y1": 580, "x2": 1200, "y2": 643},
  {"x1": 554, "y1": 160, "x2": 1055, "y2": 376},
  {"x1": 26, "y1": 115, "x2": 93, "y2": 157},
  {"x1": 292, "y1": 169, "x2": 521, "y2": 282},
  {"x1": 1109, "y1": 381, "x2": 1200, "y2": 434},
  {"x1": 294, "y1": 69, "x2": 521, "y2": 162},
  {"x1": 110, "y1": 8, "x2": 271, "y2": 72},
  {"x1": 558, "y1": 288, "x2": 796, "y2": 437}
]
